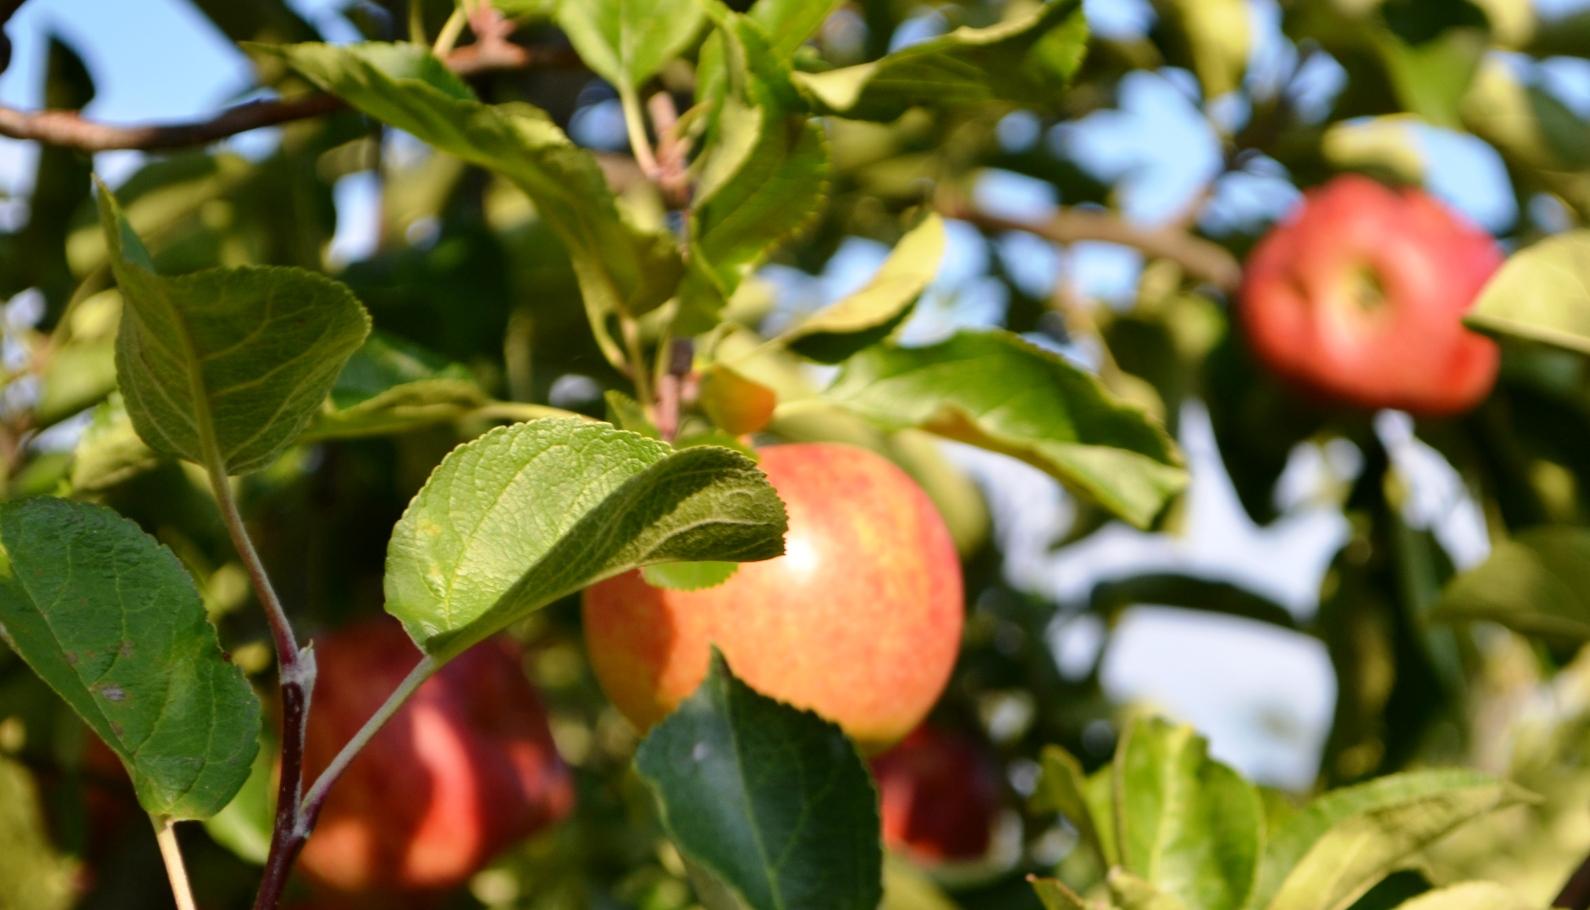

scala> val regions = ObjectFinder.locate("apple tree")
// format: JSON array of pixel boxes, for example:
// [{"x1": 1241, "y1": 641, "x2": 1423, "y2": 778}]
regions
[{"x1": 0, "y1": 0, "x2": 1587, "y2": 908}]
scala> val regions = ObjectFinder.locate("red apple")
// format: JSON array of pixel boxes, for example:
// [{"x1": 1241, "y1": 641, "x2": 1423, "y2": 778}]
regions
[
  {"x1": 1240, "y1": 175, "x2": 1502, "y2": 416},
  {"x1": 582, "y1": 442, "x2": 964, "y2": 750},
  {"x1": 296, "y1": 618, "x2": 574, "y2": 905},
  {"x1": 871, "y1": 725, "x2": 1003, "y2": 864}
]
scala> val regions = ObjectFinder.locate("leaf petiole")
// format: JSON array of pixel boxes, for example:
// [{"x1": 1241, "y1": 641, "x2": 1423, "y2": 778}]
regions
[{"x1": 152, "y1": 816, "x2": 198, "y2": 910}]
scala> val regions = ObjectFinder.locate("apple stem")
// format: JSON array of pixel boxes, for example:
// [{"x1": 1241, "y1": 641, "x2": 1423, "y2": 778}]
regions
[{"x1": 152, "y1": 816, "x2": 198, "y2": 910}]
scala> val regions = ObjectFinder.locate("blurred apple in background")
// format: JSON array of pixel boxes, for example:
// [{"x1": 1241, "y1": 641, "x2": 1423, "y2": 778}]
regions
[
  {"x1": 1240, "y1": 175, "x2": 1502, "y2": 416},
  {"x1": 296, "y1": 619, "x2": 573, "y2": 906},
  {"x1": 582, "y1": 442, "x2": 964, "y2": 752},
  {"x1": 871, "y1": 725, "x2": 1004, "y2": 866}
]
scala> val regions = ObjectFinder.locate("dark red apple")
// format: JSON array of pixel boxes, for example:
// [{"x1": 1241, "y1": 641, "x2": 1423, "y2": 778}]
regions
[
  {"x1": 871, "y1": 725, "x2": 1003, "y2": 864},
  {"x1": 1240, "y1": 175, "x2": 1502, "y2": 416},
  {"x1": 296, "y1": 618, "x2": 573, "y2": 905},
  {"x1": 582, "y1": 442, "x2": 964, "y2": 751}
]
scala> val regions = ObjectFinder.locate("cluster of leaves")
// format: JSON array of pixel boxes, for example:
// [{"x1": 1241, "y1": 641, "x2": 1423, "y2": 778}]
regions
[{"x1": 0, "y1": 0, "x2": 1586, "y2": 907}]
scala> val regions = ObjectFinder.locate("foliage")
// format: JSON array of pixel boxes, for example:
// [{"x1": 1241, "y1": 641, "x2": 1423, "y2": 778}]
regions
[{"x1": 0, "y1": 0, "x2": 1586, "y2": 908}]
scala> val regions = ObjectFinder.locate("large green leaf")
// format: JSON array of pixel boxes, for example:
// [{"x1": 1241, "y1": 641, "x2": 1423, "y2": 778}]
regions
[
  {"x1": 259, "y1": 42, "x2": 683, "y2": 363},
  {"x1": 98, "y1": 181, "x2": 370, "y2": 476},
  {"x1": 1462, "y1": 60, "x2": 1590, "y2": 172},
  {"x1": 1110, "y1": 870, "x2": 1192, "y2": 910},
  {"x1": 634, "y1": 652, "x2": 882, "y2": 910},
  {"x1": 384, "y1": 418, "x2": 787, "y2": 661},
  {"x1": 779, "y1": 214, "x2": 946, "y2": 364},
  {"x1": 0, "y1": 498, "x2": 261, "y2": 820},
  {"x1": 1248, "y1": 771, "x2": 1530, "y2": 910},
  {"x1": 1430, "y1": 528, "x2": 1590, "y2": 642},
  {"x1": 555, "y1": 0, "x2": 705, "y2": 90},
  {"x1": 1465, "y1": 232, "x2": 1590, "y2": 357},
  {"x1": 822, "y1": 330, "x2": 1186, "y2": 529},
  {"x1": 677, "y1": 7, "x2": 830, "y2": 334},
  {"x1": 794, "y1": 0, "x2": 1088, "y2": 121},
  {"x1": 1113, "y1": 718, "x2": 1263, "y2": 910}
]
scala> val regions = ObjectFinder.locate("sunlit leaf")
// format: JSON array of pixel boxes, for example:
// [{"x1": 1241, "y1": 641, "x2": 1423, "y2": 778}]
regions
[
  {"x1": 1387, "y1": 882, "x2": 1531, "y2": 910},
  {"x1": 779, "y1": 214, "x2": 945, "y2": 363},
  {"x1": 823, "y1": 330, "x2": 1187, "y2": 528},
  {"x1": 1113, "y1": 718, "x2": 1262, "y2": 910},
  {"x1": 1249, "y1": 770, "x2": 1531, "y2": 910},
  {"x1": 794, "y1": 0, "x2": 1087, "y2": 121},
  {"x1": 555, "y1": 0, "x2": 705, "y2": 90},
  {"x1": 384, "y1": 418, "x2": 786, "y2": 661},
  {"x1": 1465, "y1": 231, "x2": 1590, "y2": 357}
]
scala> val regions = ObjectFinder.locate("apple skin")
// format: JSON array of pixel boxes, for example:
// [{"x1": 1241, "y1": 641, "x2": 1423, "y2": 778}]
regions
[
  {"x1": 1240, "y1": 176, "x2": 1502, "y2": 416},
  {"x1": 296, "y1": 618, "x2": 574, "y2": 904},
  {"x1": 582, "y1": 442, "x2": 964, "y2": 750},
  {"x1": 870, "y1": 725, "x2": 1002, "y2": 864}
]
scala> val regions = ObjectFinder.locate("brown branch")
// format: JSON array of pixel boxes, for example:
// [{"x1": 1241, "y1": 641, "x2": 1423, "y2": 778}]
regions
[
  {"x1": 944, "y1": 201, "x2": 1243, "y2": 293},
  {"x1": 0, "y1": 41, "x2": 580, "y2": 153}
]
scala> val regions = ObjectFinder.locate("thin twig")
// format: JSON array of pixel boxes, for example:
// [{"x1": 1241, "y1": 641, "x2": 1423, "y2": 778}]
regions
[
  {"x1": 152, "y1": 817, "x2": 198, "y2": 910},
  {"x1": 0, "y1": 41, "x2": 579, "y2": 152},
  {"x1": 943, "y1": 202, "x2": 1243, "y2": 293},
  {"x1": 619, "y1": 86, "x2": 661, "y2": 179},
  {"x1": 204, "y1": 461, "x2": 317, "y2": 910}
]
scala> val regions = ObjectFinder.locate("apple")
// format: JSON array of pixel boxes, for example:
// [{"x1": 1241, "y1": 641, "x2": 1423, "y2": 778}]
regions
[
  {"x1": 870, "y1": 725, "x2": 1003, "y2": 864},
  {"x1": 582, "y1": 442, "x2": 964, "y2": 750},
  {"x1": 296, "y1": 618, "x2": 574, "y2": 905},
  {"x1": 1240, "y1": 175, "x2": 1502, "y2": 416}
]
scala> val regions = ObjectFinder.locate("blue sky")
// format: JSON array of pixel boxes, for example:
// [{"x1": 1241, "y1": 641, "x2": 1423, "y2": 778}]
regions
[{"x1": 2, "y1": 0, "x2": 1587, "y2": 786}]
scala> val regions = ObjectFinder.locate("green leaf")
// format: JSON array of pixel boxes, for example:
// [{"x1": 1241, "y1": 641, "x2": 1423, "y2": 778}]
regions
[
  {"x1": 259, "y1": 41, "x2": 683, "y2": 365},
  {"x1": 1035, "y1": 744, "x2": 1111, "y2": 869},
  {"x1": 823, "y1": 330, "x2": 1187, "y2": 529},
  {"x1": 746, "y1": 0, "x2": 843, "y2": 58},
  {"x1": 1387, "y1": 882, "x2": 1530, "y2": 910},
  {"x1": 1430, "y1": 528, "x2": 1590, "y2": 642},
  {"x1": 634, "y1": 651, "x2": 882, "y2": 910},
  {"x1": 677, "y1": 8, "x2": 830, "y2": 334},
  {"x1": 97, "y1": 181, "x2": 371, "y2": 476},
  {"x1": 793, "y1": 0, "x2": 1088, "y2": 121},
  {"x1": 554, "y1": 0, "x2": 705, "y2": 90},
  {"x1": 304, "y1": 331, "x2": 486, "y2": 440},
  {"x1": 0, "y1": 498, "x2": 261, "y2": 820},
  {"x1": 1112, "y1": 718, "x2": 1262, "y2": 910},
  {"x1": 384, "y1": 418, "x2": 787, "y2": 661},
  {"x1": 780, "y1": 214, "x2": 946, "y2": 363},
  {"x1": 1248, "y1": 770, "x2": 1531, "y2": 910},
  {"x1": 1465, "y1": 231, "x2": 1590, "y2": 357},
  {"x1": 641, "y1": 561, "x2": 739, "y2": 590},
  {"x1": 201, "y1": 735, "x2": 274, "y2": 865}
]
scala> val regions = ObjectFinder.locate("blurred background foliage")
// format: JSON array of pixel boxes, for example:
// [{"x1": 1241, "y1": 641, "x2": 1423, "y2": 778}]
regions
[{"x1": 0, "y1": 0, "x2": 1588, "y2": 907}]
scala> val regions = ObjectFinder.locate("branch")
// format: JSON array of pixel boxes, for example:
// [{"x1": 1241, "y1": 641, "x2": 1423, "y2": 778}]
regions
[
  {"x1": 942, "y1": 202, "x2": 1243, "y2": 293},
  {"x1": 0, "y1": 41, "x2": 580, "y2": 153}
]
